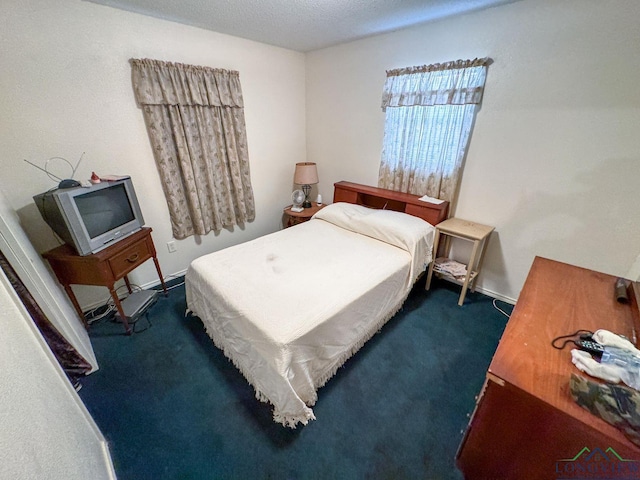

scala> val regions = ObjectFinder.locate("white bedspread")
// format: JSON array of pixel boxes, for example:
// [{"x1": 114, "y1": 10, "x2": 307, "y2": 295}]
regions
[{"x1": 185, "y1": 203, "x2": 435, "y2": 427}]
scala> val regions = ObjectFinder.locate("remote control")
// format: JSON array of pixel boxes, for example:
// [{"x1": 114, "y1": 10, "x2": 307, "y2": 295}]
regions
[{"x1": 577, "y1": 339, "x2": 605, "y2": 359}]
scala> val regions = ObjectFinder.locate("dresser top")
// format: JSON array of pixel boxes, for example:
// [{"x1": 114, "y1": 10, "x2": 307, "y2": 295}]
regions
[{"x1": 490, "y1": 256, "x2": 640, "y2": 448}]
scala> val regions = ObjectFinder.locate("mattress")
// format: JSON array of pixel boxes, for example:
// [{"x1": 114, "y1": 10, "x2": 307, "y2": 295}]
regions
[{"x1": 185, "y1": 202, "x2": 435, "y2": 427}]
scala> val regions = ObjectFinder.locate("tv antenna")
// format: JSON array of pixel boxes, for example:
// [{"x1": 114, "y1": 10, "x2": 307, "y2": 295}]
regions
[{"x1": 24, "y1": 152, "x2": 85, "y2": 189}]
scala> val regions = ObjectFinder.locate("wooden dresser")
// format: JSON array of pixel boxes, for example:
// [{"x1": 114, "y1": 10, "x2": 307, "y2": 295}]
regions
[{"x1": 457, "y1": 256, "x2": 640, "y2": 478}]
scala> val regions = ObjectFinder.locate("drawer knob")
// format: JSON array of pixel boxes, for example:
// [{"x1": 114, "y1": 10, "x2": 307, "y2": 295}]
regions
[{"x1": 126, "y1": 253, "x2": 139, "y2": 263}]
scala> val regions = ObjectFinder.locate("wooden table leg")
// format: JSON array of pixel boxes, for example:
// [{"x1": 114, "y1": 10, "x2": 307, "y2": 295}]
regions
[
  {"x1": 153, "y1": 255, "x2": 168, "y2": 296},
  {"x1": 63, "y1": 284, "x2": 89, "y2": 330},
  {"x1": 109, "y1": 287, "x2": 131, "y2": 335}
]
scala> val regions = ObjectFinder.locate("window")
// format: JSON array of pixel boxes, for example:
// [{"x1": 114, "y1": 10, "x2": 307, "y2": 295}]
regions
[{"x1": 379, "y1": 58, "x2": 490, "y2": 206}]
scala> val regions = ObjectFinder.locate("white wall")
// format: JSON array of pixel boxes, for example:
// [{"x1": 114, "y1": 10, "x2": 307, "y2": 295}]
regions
[
  {"x1": 306, "y1": 0, "x2": 640, "y2": 301},
  {"x1": 0, "y1": 0, "x2": 306, "y2": 308},
  {"x1": 3, "y1": 0, "x2": 639, "y2": 306},
  {"x1": 0, "y1": 268, "x2": 116, "y2": 479}
]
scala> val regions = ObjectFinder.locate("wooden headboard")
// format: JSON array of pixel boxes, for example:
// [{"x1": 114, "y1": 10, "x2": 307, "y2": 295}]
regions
[{"x1": 333, "y1": 181, "x2": 449, "y2": 226}]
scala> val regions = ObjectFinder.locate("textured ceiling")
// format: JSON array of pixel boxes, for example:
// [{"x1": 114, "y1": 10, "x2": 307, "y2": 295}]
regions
[{"x1": 87, "y1": 0, "x2": 521, "y2": 52}]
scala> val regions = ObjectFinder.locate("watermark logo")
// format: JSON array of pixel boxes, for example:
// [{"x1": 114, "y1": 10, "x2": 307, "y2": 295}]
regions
[{"x1": 555, "y1": 447, "x2": 640, "y2": 479}]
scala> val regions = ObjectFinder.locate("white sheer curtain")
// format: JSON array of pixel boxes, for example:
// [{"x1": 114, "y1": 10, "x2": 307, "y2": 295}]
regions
[{"x1": 379, "y1": 58, "x2": 490, "y2": 205}]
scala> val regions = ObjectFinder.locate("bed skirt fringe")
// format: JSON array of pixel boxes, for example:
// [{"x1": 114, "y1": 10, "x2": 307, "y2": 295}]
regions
[
  {"x1": 195, "y1": 316, "x2": 316, "y2": 428},
  {"x1": 313, "y1": 291, "x2": 409, "y2": 393},
  {"x1": 191, "y1": 286, "x2": 411, "y2": 428}
]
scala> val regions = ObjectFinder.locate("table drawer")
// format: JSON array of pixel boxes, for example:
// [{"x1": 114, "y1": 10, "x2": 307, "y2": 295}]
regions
[{"x1": 108, "y1": 239, "x2": 152, "y2": 278}]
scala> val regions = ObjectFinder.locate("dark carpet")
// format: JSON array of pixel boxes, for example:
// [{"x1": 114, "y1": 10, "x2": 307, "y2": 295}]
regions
[{"x1": 78, "y1": 276, "x2": 509, "y2": 480}]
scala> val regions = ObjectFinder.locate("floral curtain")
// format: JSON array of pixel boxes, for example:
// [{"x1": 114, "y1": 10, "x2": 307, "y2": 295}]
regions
[
  {"x1": 378, "y1": 58, "x2": 490, "y2": 205},
  {"x1": 130, "y1": 59, "x2": 255, "y2": 239}
]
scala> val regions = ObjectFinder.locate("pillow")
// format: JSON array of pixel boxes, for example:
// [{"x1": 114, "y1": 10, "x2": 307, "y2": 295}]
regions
[
  {"x1": 312, "y1": 202, "x2": 376, "y2": 230},
  {"x1": 313, "y1": 202, "x2": 435, "y2": 283},
  {"x1": 313, "y1": 202, "x2": 434, "y2": 253}
]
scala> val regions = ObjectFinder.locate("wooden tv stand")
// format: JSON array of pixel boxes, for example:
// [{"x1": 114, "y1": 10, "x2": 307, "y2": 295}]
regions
[
  {"x1": 43, "y1": 227, "x2": 167, "y2": 335},
  {"x1": 456, "y1": 257, "x2": 640, "y2": 478}
]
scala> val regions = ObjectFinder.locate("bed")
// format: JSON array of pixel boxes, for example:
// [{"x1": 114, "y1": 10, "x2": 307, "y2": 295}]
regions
[{"x1": 185, "y1": 181, "x2": 449, "y2": 427}]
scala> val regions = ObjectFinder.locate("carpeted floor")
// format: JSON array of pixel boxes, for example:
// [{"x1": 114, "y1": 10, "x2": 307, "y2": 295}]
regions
[{"x1": 78, "y1": 276, "x2": 510, "y2": 480}]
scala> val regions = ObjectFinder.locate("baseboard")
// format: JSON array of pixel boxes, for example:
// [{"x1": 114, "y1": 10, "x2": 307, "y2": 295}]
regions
[
  {"x1": 142, "y1": 268, "x2": 188, "y2": 290},
  {"x1": 80, "y1": 268, "x2": 516, "y2": 315},
  {"x1": 473, "y1": 286, "x2": 517, "y2": 305},
  {"x1": 81, "y1": 268, "x2": 188, "y2": 313}
]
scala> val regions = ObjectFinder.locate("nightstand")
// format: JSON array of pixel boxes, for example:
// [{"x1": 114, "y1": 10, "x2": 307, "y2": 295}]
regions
[
  {"x1": 425, "y1": 217, "x2": 494, "y2": 306},
  {"x1": 283, "y1": 202, "x2": 325, "y2": 228},
  {"x1": 43, "y1": 227, "x2": 168, "y2": 334}
]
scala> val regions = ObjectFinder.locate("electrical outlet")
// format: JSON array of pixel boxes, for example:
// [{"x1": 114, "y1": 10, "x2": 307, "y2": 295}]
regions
[{"x1": 167, "y1": 241, "x2": 177, "y2": 253}]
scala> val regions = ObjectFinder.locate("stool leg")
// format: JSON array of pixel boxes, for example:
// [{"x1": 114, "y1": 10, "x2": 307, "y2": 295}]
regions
[
  {"x1": 471, "y1": 238, "x2": 490, "y2": 293},
  {"x1": 459, "y1": 239, "x2": 480, "y2": 306},
  {"x1": 426, "y1": 229, "x2": 442, "y2": 291}
]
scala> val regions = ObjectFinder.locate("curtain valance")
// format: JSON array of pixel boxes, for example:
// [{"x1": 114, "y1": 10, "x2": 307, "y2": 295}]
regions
[
  {"x1": 381, "y1": 57, "x2": 490, "y2": 110},
  {"x1": 130, "y1": 58, "x2": 244, "y2": 108}
]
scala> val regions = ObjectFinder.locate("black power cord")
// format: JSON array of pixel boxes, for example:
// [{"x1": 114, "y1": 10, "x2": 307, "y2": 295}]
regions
[{"x1": 551, "y1": 329, "x2": 594, "y2": 350}]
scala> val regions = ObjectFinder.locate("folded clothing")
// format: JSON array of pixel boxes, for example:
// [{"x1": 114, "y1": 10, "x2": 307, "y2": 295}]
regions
[{"x1": 570, "y1": 373, "x2": 640, "y2": 447}]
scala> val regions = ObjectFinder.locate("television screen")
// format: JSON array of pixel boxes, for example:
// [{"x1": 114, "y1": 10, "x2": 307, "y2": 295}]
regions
[{"x1": 74, "y1": 183, "x2": 135, "y2": 239}]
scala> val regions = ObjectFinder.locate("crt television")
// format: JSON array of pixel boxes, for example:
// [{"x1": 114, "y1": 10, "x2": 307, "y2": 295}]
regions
[{"x1": 33, "y1": 177, "x2": 145, "y2": 256}]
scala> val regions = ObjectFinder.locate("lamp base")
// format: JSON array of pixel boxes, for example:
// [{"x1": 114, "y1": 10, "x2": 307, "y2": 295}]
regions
[{"x1": 302, "y1": 184, "x2": 312, "y2": 208}]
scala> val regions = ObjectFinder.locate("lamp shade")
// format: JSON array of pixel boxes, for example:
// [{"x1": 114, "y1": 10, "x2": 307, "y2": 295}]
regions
[{"x1": 293, "y1": 162, "x2": 318, "y2": 185}]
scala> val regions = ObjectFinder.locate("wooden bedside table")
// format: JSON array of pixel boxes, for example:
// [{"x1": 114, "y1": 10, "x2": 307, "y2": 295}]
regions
[
  {"x1": 283, "y1": 202, "x2": 325, "y2": 228},
  {"x1": 42, "y1": 227, "x2": 168, "y2": 334},
  {"x1": 425, "y1": 217, "x2": 494, "y2": 306}
]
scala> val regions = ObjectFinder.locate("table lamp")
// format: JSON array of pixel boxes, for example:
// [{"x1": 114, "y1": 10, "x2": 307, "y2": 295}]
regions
[{"x1": 293, "y1": 162, "x2": 318, "y2": 208}]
